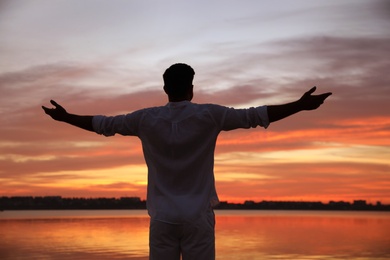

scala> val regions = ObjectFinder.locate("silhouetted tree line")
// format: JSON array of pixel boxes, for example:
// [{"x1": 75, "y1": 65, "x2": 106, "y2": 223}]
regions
[
  {"x1": 0, "y1": 196, "x2": 389, "y2": 211},
  {"x1": 0, "y1": 196, "x2": 145, "y2": 210},
  {"x1": 215, "y1": 199, "x2": 389, "y2": 211}
]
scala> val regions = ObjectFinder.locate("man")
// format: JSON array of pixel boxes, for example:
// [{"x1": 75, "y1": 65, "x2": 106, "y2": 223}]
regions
[{"x1": 42, "y1": 63, "x2": 331, "y2": 260}]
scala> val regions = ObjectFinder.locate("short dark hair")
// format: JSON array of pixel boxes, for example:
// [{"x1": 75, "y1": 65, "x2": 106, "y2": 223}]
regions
[{"x1": 163, "y1": 63, "x2": 195, "y2": 98}]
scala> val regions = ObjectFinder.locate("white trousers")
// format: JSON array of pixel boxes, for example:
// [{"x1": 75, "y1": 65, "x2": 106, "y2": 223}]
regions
[{"x1": 149, "y1": 211, "x2": 215, "y2": 260}]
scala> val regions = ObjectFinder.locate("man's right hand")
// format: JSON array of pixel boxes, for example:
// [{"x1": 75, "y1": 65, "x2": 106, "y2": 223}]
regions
[{"x1": 42, "y1": 100, "x2": 68, "y2": 121}]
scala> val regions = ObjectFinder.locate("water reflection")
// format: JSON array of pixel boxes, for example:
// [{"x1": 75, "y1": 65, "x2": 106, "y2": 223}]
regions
[
  {"x1": 0, "y1": 210, "x2": 389, "y2": 259},
  {"x1": 1, "y1": 212, "x2": 150, "y2": 259},
  {"x1": 216, "y1": 211, "x2": 390, "y2": 259}
]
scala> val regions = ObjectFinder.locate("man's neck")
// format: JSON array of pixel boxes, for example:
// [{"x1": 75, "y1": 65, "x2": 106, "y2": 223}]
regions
[{"x1": 168, "y1": 96, "x2": 192, "y2": 102}]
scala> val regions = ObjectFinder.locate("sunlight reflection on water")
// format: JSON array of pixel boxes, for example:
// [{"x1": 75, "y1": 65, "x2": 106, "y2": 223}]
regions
[{"x1": 1, "y1": 210, "x2": 389, "y2": 260}]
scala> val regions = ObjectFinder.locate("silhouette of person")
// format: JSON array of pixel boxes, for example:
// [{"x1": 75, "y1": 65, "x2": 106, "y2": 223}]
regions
[{"x1": 42, "y1": 63, "x2": 332, "y2": 260}]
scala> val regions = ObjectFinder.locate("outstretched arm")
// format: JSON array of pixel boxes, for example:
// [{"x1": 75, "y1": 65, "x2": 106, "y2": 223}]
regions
[
  {"x1": 267, "y1": 86, "x2": 332, "y2": 123},
  {"x1": 42, "y1": 100, "x2": 94, "y2": 132}
]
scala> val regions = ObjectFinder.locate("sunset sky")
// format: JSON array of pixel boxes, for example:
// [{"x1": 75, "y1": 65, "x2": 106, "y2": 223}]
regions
[{"x1": 1, "y1": 0, "x2": 389, "y2": 204}]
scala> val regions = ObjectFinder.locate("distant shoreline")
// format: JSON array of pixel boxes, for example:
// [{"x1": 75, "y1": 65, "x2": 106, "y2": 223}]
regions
[{"x1": 1, "y1": 196, "x2": 389, "y2": 211}]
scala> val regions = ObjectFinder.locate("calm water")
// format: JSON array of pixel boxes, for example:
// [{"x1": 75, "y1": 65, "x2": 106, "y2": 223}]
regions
[{"x1": 1, "y1": 210, "x2": 389, "y2": 260}]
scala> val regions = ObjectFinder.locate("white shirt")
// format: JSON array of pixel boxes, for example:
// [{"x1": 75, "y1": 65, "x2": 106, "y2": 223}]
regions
[{"x1": 93, "y1": 101, "x2": 269, "y2": 223}]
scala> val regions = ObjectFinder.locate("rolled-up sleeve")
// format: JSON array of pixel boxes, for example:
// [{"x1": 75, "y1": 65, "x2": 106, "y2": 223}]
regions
[
  {"x1": 92, "y1": 113, "x2": 140, "y2": 136},
  {"x1": 219, "y1": 105, "x2": 269, "y2": 131},
  {"x1": 92, "y1": 115, "x2": 109, "y2": 136},
  {"x1": 256, "y1": 106, "x2": 270, "y2": 129}
]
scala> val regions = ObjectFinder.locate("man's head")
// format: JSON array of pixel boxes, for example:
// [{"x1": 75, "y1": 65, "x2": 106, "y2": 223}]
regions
[{"x1": 163, "y1": 63, "x2": 195, "y2": 102}]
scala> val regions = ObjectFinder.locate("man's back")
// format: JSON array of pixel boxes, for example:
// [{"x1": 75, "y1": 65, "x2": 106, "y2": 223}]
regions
[
  {"x1": 93, "y1": 100, "x2": 269, "y2": 223},
  {"x1": 138, "y1": 101, "x2": 221, "y2": 223}
]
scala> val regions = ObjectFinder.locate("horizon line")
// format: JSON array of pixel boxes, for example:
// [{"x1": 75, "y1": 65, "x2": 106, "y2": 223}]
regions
[{"x1": 1, "y1": 195, "x2": 387, "y2": 205}]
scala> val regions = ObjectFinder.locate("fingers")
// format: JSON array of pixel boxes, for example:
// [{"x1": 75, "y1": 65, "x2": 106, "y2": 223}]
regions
[
  {"x1": 306, "y1": 86, "x2": 317, "y2": 95},
  {"x1": 41, "y1": 106, "x2": 50, "y2": 114},
  {"x1": 42, "y1": 100, "x2": 59, "y2": 109},
  {"x1": 307, "y1": 87, "x2": 332, "y2": 100},
  {"x1": 320, "y1": 92, "x2": 332, "y2": 101},
  {"x1": 42, "y1": 100, "x2": 62, "y2": 115},
  {"x1": 50, "y1": 100, "x2": 60, "y2": 108}
]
